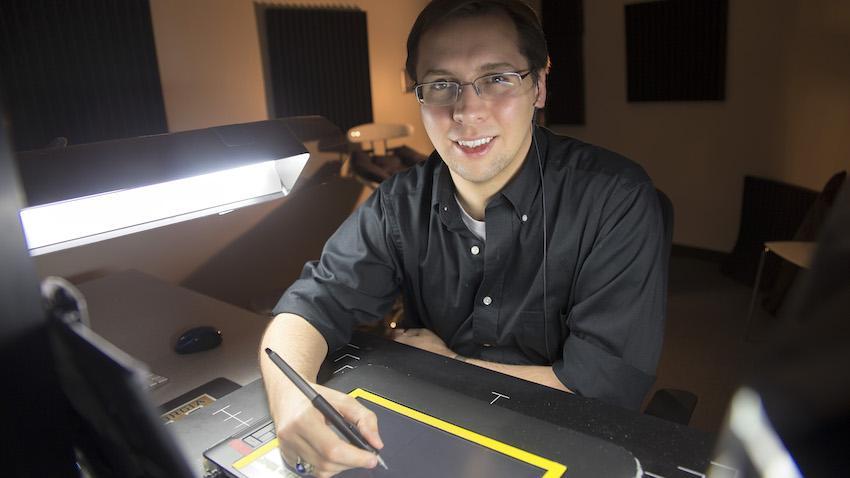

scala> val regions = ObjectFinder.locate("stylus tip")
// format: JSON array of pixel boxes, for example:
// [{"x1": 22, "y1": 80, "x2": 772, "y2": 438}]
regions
[{"x1": 377, "y1": 455, "x2": 388, "y2": 470}]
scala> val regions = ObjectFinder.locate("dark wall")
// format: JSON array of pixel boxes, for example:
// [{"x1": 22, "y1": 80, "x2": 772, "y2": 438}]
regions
[
  {"x1": 263, "y1": 6, "x2": 373, "y2": 132},
  {"x1": 0, "y1": 0, "x2": 167, "y2": 151},
  {"x1": 542, "y1": 0, "x2": 585, "y2": 125}
]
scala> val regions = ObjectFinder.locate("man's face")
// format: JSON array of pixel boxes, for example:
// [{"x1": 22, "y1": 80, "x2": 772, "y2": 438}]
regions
[{"x1": 415, "y1": 12, "x2": 546, "y2": 189}]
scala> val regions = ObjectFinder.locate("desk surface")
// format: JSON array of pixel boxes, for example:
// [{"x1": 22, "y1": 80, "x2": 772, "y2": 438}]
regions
[
  {"x1": 324, "y1": 332, "x2": 723, "y2": 478},
  {"x1": 77, "y1": 271, "x2": 722, "y2": 477}
]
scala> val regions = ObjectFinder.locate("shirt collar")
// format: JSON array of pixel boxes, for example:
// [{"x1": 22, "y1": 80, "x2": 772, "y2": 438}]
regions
[
  {"x1": 430, "y1": 153, "x2": 448, "y2": 210},
  {"x1": 431, "y1": 156, "x2": 469, "y2": 233},
  {"x1": 500, "y1": 128, "x2": 546, "y2": 219},
  {"x1": 431, "y1": 128, "x2": 546, "y2": 222}
]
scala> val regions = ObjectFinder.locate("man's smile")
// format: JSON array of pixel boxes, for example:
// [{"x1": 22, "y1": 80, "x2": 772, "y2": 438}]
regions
[
  {"x1": 456, "y1": 136, "x2": 494, "y2": 148},
  {"x1": 453, "y1": 136, "x2": 496, "y2": 155}
]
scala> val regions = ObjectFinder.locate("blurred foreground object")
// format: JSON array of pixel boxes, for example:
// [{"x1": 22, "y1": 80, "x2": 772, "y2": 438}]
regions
[{"x1": 711, "y1": 183, "x2": 850, "y2": 477}]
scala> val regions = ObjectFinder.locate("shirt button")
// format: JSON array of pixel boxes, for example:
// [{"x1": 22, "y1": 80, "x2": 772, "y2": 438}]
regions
[
  {"x1": 482, "y1": 296, "x2": 492, "y2": 306},
  {"x1": 443, "y1": 206, "x2": 448, "y2": 211},
  {"x1": 522, "y1": 214, "x2": 528, "y2": 222},
  {"x1": 471, "y1": 245, "x2": 480, "y2": 255}
]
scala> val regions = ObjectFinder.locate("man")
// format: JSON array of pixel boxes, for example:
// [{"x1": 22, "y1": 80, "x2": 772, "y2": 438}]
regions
[{"x1": 260, "y1": 0, "x2": 666, "y2": 476}]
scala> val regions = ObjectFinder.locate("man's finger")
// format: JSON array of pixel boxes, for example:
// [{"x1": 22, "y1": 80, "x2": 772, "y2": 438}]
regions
[{"x1": 334, "y1": 394, "x2": 384, "y2": 449}]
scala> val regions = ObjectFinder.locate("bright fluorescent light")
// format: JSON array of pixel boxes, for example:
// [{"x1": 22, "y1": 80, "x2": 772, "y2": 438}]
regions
[{"x1": 20, "y1": 153, "x2": 309, "y2": 255}]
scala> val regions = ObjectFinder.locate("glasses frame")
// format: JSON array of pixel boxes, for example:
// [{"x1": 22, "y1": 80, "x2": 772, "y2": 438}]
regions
[{"x1": 414, "y1": 70, "x2": 532, "y2": 106}]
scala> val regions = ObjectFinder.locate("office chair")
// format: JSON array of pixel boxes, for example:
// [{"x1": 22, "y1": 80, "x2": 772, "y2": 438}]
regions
[{"x1": 643, "y1": 189, "x2": 699, "y2": 426}]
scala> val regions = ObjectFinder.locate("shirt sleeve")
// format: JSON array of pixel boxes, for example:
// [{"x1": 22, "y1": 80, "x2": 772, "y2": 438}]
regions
[
  {"x1": 552, "y1": 180, "x2": 667, "y2": 410},
  {"x1": 273, "y1": 187, "x2": 402, "y2": 352}
]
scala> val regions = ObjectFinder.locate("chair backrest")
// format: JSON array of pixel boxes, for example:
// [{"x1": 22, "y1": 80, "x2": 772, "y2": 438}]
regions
[{"x1": 656, "y1": 188, "x2": 674, "y2": 262}]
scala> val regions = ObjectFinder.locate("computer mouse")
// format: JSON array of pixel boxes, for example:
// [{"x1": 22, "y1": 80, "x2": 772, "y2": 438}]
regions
[{"x1": 174, "y1": 326, "x2": 222, "y2": 354}]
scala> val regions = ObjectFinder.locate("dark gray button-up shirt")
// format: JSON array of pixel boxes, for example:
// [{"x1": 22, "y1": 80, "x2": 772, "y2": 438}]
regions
[{"x1": 275, "y1": 127, "x2": 667, "y2": 409}]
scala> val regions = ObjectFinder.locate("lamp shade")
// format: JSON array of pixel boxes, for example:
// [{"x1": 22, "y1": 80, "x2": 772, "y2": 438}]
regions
[{"x1": 17, "y1": 119, "x2": 309, "y2": 255}]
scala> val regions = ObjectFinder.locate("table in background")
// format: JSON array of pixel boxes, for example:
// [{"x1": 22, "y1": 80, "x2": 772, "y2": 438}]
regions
[{"x1": 77, "y1": 269, "x2": 270, "y2": 405}]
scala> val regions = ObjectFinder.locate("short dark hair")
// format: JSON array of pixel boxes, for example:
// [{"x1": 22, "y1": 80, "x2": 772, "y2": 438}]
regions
[{"x1": 406, "y1": 0, "x2": 550, "y2": 84}]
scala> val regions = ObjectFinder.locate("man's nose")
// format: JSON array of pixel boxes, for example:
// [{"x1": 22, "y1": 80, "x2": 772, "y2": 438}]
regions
[{"x1": 452, "y1": 84, "x2": 487, "y2": 123}]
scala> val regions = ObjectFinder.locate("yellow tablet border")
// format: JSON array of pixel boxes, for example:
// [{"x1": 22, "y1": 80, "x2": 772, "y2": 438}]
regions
[
  {"x1": 233, "y1": 388, "x2": 567, "y2": 477},
  {"x1": 349, "y1": 388, "x2": 566, "y2": 477}
]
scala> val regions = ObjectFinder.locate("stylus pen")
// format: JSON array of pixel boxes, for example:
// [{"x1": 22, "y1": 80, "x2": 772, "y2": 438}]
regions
[{"x1": 264, "y1": 347, "x2": 388, "y2": 470}]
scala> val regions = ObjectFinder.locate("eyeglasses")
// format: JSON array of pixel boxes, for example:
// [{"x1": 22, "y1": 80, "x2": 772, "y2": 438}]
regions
[{"x1": 414, "y1": 71, "x2": 532, "y2": 106}]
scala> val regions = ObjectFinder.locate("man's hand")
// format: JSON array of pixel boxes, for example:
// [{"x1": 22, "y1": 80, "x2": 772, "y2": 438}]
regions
[
  {"x1": 391, "y1": 328, "x2": 455, "y2": 358},
  {"x1": 261, "y1": 314, "x2": 384, "y2": 477},
  {"x1": 273, "y1": 382, "x2": 383, "y2": 478}
]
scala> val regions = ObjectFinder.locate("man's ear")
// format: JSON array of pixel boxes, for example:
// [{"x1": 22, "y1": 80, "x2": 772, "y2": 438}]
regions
[{"x1": 533, "y1": 69, "x2": 547, "y2": 109}]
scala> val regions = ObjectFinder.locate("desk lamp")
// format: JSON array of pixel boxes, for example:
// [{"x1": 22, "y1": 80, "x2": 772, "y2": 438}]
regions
[{"x1": 16, "y1": 119, "x2": 309, "y2": 256}]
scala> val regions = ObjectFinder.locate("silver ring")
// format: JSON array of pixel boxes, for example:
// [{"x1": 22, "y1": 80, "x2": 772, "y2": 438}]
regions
[{"x1": 294, "y1": 456, "x2": 315, "y2": 475}]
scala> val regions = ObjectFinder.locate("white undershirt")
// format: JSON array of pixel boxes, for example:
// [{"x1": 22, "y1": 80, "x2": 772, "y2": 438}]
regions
[{"x1": 455, "y1": 194, "x2": 486, "y2": 241}]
